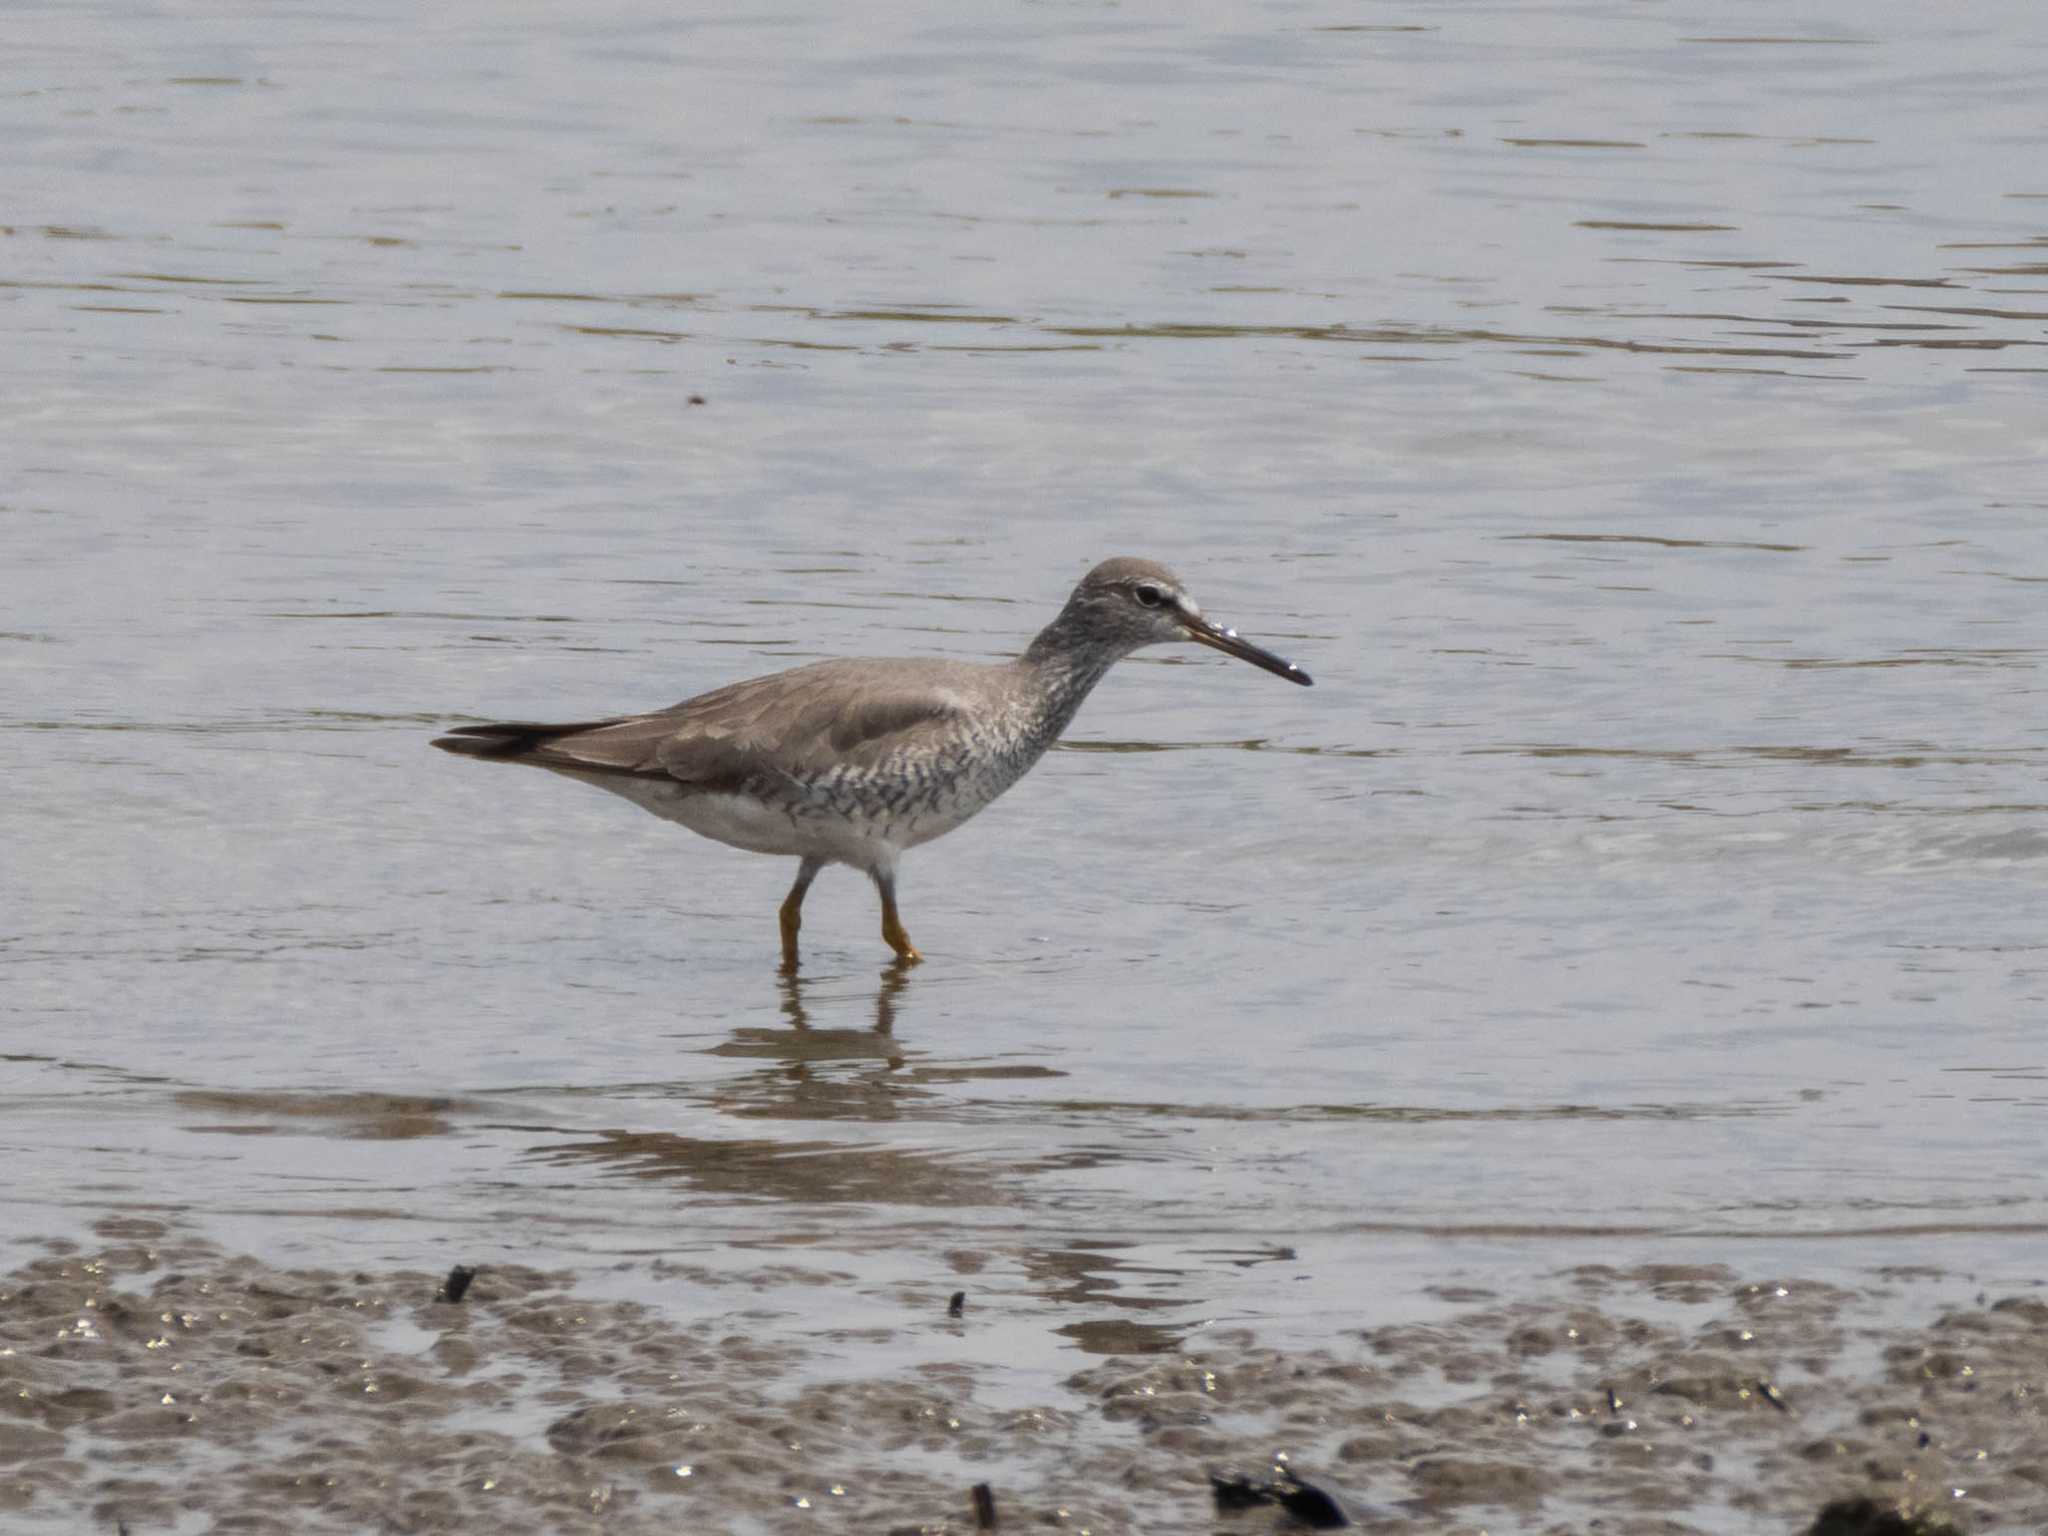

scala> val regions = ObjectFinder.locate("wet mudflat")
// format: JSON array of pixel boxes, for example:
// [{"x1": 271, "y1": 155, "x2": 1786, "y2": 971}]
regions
[{"x1": 6, "y1": 1217, "x2": 2040, "y2": 1534}]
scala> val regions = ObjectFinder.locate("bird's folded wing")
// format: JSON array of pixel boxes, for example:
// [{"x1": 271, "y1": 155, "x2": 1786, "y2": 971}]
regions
[
  {"x1": 653, "y1": 665, "x2": 970, "y2": 786},
  {"x1": 442, "y1": 660, "x2": 976, "y2": 786}
]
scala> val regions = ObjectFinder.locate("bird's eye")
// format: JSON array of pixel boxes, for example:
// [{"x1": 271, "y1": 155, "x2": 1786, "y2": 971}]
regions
[{"x1": 1133, "y1": 585, "x2": 1165, "y2": 609}]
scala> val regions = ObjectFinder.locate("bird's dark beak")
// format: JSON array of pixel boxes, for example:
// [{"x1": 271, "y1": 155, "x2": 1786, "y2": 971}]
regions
[{"x1": 1181, "y1": 613, "x2": 1314, "y2": 686}]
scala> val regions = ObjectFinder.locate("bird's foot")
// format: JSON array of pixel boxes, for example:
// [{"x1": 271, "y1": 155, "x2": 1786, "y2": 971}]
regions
[{"x1": 881, "y1": 914, "x2": 923, "y2": 966}]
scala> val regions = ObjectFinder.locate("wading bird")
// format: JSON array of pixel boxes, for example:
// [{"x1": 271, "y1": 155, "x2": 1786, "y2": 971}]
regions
[{"x1": 433, "y1": 557, "x2": 1311, "y2": 969}]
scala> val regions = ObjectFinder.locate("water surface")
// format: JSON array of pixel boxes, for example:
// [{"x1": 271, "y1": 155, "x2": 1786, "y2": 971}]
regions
[{"x1": 6, "y1": 1, "x2": 2047, "y2": 1527}]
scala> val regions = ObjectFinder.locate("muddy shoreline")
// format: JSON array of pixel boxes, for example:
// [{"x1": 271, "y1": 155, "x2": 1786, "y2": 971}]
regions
[{"x1": 1, "y1": 1217, "x2": 2039, "y2": 1533}]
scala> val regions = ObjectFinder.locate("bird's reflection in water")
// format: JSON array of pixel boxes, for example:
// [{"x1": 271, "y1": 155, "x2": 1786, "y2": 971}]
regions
[
  {"x1": 776, "y1": 961, "x2": 912, "y2": 1037},
  {"x1": 702, "y1": 963, "x2": 921, "y2": 1123},
  {"x1": 531, "y1": 963, "x2": 1011, "y2": 1202},
  {"x1": 696, "y1": 964, "x2": 1063, "y2": 1125}
]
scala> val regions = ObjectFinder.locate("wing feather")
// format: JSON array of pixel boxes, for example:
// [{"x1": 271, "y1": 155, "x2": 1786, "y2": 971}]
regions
[{"x1": 434, "y1": 658, "x2": 989, "y2": 787}]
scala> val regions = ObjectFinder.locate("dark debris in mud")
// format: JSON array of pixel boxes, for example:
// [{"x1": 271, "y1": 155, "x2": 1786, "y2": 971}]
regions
[
  {"x1": 1208, "y1": 1465, "x2": 1352, "y2": 1527},
  {"x1": 1807, "y1": 1496, "x2": 1961, "y2": 1536},
  {"x1": 0, "y1": 1226, "x2": 2040, "y2": 1533}
]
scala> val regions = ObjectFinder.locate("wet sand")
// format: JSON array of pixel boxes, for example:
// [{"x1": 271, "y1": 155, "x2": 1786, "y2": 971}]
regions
[{"x1": 4, "y1": 1217, "x2": 2039, "y2": 1533}]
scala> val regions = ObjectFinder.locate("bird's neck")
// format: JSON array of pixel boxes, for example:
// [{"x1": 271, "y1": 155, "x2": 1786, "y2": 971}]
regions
[{"x1": 1016, "y1": 616, "x2": 1129, "y2": 738}]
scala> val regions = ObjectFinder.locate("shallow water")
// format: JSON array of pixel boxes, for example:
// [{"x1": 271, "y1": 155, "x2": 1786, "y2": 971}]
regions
[{"x1": 6, "y1": 1, "x2": 2047, "y2": 1528}]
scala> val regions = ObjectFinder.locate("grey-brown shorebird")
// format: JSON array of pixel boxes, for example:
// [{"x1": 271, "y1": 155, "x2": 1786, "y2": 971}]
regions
[{"x1": 432, "y1": 557, "x2": 1312, "y2": 969}]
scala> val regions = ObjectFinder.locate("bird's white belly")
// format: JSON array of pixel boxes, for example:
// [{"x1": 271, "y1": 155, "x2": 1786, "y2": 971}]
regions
[{"x1": 557, "y1": 769, "x2": 963, "y2": 869}]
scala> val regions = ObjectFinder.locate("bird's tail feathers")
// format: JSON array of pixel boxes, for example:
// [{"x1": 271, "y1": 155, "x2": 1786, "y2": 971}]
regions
[{"x1": 430, "y1": 719, "x2": 621, "y2": 761}]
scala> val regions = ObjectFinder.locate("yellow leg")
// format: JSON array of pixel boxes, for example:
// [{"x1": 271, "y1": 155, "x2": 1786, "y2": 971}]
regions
[
  {"x1": 875, "y1": 871, "x2": 923, "y2": 966},
  {"x1": 779, "y1": 857, "x2": 822, "y2": 973}
]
